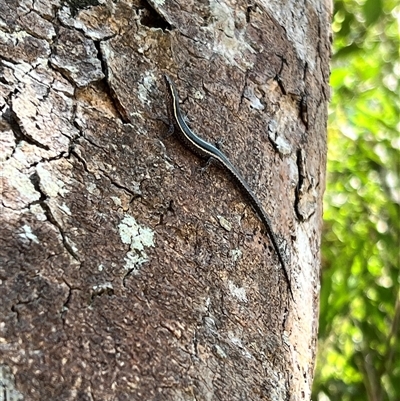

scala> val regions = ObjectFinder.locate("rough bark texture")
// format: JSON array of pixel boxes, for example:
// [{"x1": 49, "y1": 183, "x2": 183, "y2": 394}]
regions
[{"x1": 0, "y1": 0, "x2": 331, "y2": 400}]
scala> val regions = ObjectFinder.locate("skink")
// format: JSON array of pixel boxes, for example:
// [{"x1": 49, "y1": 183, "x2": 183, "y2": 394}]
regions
[{"x1": 163, "y1": 74, "x2": 293, "y2": 300}]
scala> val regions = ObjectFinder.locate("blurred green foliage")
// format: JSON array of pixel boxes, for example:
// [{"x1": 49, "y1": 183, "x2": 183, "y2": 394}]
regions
[{"x1": 312, "y1": 1, "x2": 399, "y2": 400}]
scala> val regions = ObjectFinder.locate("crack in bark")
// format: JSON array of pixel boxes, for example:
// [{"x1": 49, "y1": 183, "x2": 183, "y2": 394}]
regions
[
  {"x1": 274, "y1": 55, "x2": 290, "y2": 96},
  {"x1": 142, "y1": 1, "x2": 172, "y2": 30},
  {"x1": 294, "y1": 148, "x2": 317, "y2": 222},
  {"x1": 100, "y1": 169, "x2": 140, "y2": 199},
  {"x1": 4, "y1": 105, "x2": 71, "y2": 166},
  {"x1": 29, "y1": 171, "x2": 81, "y2": 262},
  {"x1": 65, "y1": 0, "x2": 101, "y2": 18},
  {"x1": 4, "y1": 95, "x2": 49, "y2": 149},
  {"x1": 94, "y1": 40, "x2": 131, "y2": 124},
  {"x1": 60, "y1": 278, "x2": 73, "y2": 326}
]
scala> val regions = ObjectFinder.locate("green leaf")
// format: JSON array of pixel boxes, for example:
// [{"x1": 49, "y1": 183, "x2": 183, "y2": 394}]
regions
[{"x1": 363, "y1": 0, "x2": 383, "y2": 26}]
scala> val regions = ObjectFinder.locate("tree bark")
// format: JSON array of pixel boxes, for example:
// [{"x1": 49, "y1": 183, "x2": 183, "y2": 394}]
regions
[{"x1": 0, "y1": 0, "x2": 331, "y2": 400}]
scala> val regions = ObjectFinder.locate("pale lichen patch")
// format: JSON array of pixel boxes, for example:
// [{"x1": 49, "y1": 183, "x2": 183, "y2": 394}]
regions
[
  {"x1": 228, "y1": 280, "x2": 248, "y2": 303},
  {"x1": 58, "y1": 202, "x2": 71, "y2": 216},
  {"x1": 87, "y1": 182, "x2": 100, "y2": 196},
  {"x1": 118, "y1": 215, "x2": 155, "y2": 272},
  {"x1": 218, "y1": 215, "x2": 232, "y2": 232},
  {"x1": 228, "y1": 332, "x2": 253, "y2": 359},
  {"x1": 18, "y1": 224, "x2": 40, "y2": 244},
  {"x1": 205, "y1": 0, "x2": 255, "y2": 71},
  {"x1": 243, "y1": 85, "x2": 265, "y2": 111},
  {"x1": 0, "y1": 365, "x2": 23, "y2": 401},
  {"x1": 111, "y1": 196, "x2": 122, "y2": 207},
  {"x1": 229, "y1": 249, "x2": 242, "y2": 262},
  {"x1": 137, "y1": 72, "x2": 157, "y2": 107}
]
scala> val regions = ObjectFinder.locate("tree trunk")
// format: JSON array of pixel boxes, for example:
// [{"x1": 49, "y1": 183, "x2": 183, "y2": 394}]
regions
[{"x1": 0, "y1": 0, "x2": 331, "y2": 400}]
